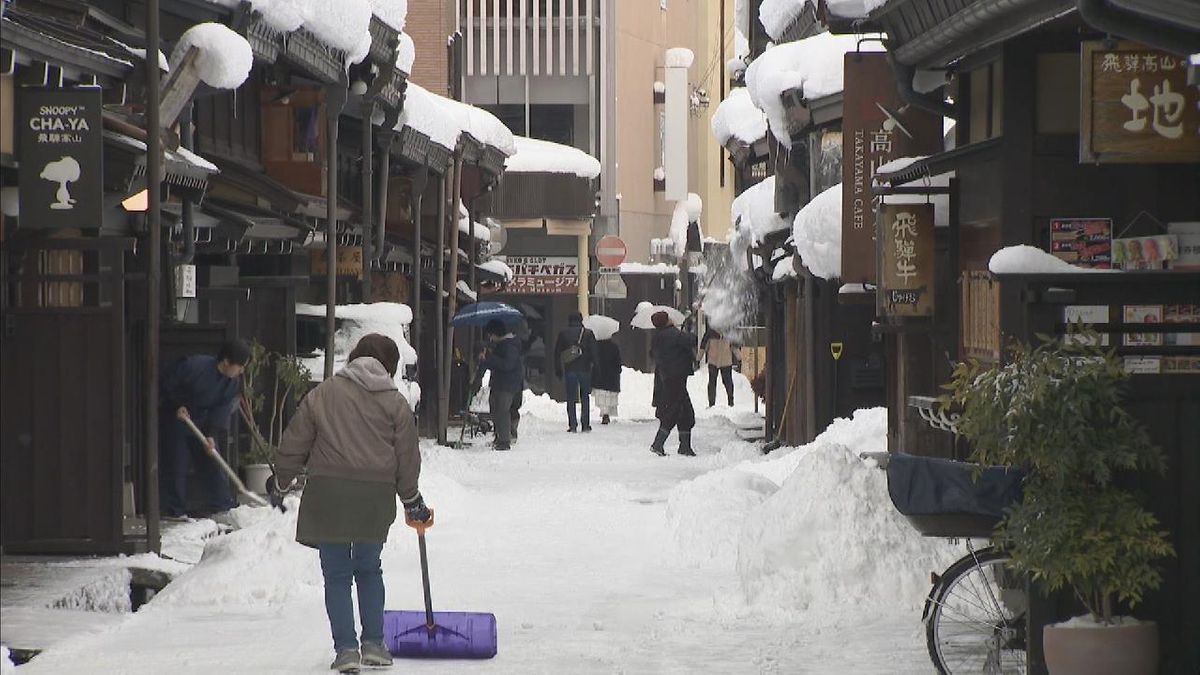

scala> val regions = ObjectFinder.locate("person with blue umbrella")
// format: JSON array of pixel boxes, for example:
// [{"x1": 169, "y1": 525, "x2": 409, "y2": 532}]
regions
[
  {"x1": 476, "y1": 319, "x2": 524, "y2": 451},
  {"x1": 451, "y1": 301, "x2": 523, "y2": 327}
]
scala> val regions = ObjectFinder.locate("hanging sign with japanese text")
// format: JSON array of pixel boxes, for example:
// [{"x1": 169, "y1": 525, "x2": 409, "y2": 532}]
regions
[
  {"x1": 17, "y1": 88, "x2": 103, "y2": 229},
  {"x1": 878, "y1": 203, "x2": 935, "y2": 317},
  {"x1": 310, "y1": 246, "x2": 364, "y2": 279},
  {"x1": 1081, "y1": 41, "x2": 1200, "y2": 163},
  {"x1": 841, "y1": 53, "x2": 943, "y2": 286},
  {"x1": 499, "y1": 256, "x2": 579, "y2": 295}
]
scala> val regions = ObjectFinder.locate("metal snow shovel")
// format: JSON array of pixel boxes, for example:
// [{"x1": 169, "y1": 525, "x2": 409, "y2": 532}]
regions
[
  {"x1": 177, "y1": 411, "x2": 269, "y2": 507},
  {"x1": 384, "y1": 513, "x2": 498, "y2": 659}
]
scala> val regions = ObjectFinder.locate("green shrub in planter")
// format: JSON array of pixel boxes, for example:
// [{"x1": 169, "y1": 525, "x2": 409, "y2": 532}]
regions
[
  {"x1": 239, "y1": 340, "x2": 312, "y2": 467},
  {"x1": 942, "y1": 332, "x2": 1174, "y2": 623}
]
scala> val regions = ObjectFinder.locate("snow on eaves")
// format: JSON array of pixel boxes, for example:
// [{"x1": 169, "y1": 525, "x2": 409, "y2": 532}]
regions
[
  {"x1": 745, "y1": 31, "x2": 882, "y2": 145},
  {"x1": 989, "y1": 246, "x2": 1116, "y2": 276},
  {"x1": 172, "y1": 23, "x2": 253, "y2": 89},
  {"x1": 395, "y1": 32, "x2": 415, "y2": 73},
  {"x1": 772, "y1": 254, "x2": 797, "y2": 280},
  {"x1": 665, "y1": 47, "x2": 695, "y2": 68},
  {"x1": 396, "y1": 82, "x2": 461, "y2": 150},
  {"x1": 875, "y1": 156, "x2": 953, "y2": 228},
  {"x1": 792, "y1": 183, "x2": 841, "y2": 280},
  {"x1": 438, "y1": 95, "x2": 517, "y2": 156},
  {"x1": 758, "y1": 0, "x2": 806, "y2": 42},
  {"x1": 730, "y1": 176, "x2": 789, "y2": 245},
  {"x1": 711, "y1": 87, "x2": 768, "y2": 147},
  {"x1": 825, "y1": 0, "x2": 890, "y2": 20},
  {"x1": 300, "y1": 0, "x2": 373, "y2": 64},
  {"x1": 479, "y1": 259, "x2": 514, "y2": 282},
  {"x1": 367, "y1": 0, "x2": 408, "y2": 32},
  {"x1": 505, "y1": 136, "x2": 601, "y2": 179}
]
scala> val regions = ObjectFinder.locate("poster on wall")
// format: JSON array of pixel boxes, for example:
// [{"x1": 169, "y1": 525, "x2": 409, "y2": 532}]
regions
[
  {"x1": 1049, "y1": 218, "x2": 1112, "y2": 268},
  {"x1": 1112, "y1": 234, "x2": 1178, "y2": 270},
  {"x1": 1164, "y1": 304, "x2": 1200, "y2": 347},
  {"x1": 1167, "y1": 222, "x2": 1200, "y2": 270},
  {"x1": 878, "y1": 203, "x2": 935, "y2": 317},
  {"x1": 1123, "y1": 304, "x2": 1163, "y2": 346},
  {"x1": 499, "y1": 256, "x2": 579, "y2": 295},
  {"x1": 17, "y1": 88, "x2": 104, "y2": 229},
  {"x1": 1063, "y1": 305, "x2": 1110, "y2": 345}
]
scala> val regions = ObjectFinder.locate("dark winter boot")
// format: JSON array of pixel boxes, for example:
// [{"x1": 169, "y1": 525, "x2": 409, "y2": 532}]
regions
[
  {"x1": 329, "y1": 649, "x2": 360, "y2": 672},
  {"x1": 360, "y1": 641, "x2": 393, "y2": 667},
  {"x1": 649, "y1": 428, "x2": 669, "y2": 456},
  {"x1": 677, "y1": 431, "x2": 696, "y2": 456}
]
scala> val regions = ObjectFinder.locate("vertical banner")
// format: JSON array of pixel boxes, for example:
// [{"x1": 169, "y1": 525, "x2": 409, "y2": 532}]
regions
[
  {"x1": 879, "y1": 203, "x2": 935, "y2": 317},
  {"x1": 841, "y1": 53, "x2": 942, "y2": 286},
  {"x1": 18, "y1": 88, "x2": 104, "y2": 229},
  {"x1": 663, "y1": 66, "x2": 689, "y2": 201}
]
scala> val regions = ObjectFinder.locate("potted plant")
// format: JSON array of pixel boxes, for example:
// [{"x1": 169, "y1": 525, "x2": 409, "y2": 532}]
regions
[
  {"x1": 944, "y1": 332, "x2": 1174, "y2": 675},
  {"x1": 239, "y1": 341, "x2": 312, "y2": 495}
]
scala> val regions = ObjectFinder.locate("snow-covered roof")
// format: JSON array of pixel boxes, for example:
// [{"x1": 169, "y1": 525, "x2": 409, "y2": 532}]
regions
[
  {"x1": 396, "y1": 82, "x2": 461, "y2": 150},
  {"x1": 745, "y1": 32, "x2": 883, "y2": 144},
  {"x1": 204, "y1": 0, "x2": 373, "y2": 64},
  {"x1": 711, "y1": 87, "x2": 768, "y2": 147},
  {"x1": 875, "y1": 156, "x2": 953, "y2": 228},
  {"x1": 758, "y1": 0, "x2": 806, "y2": 42},
  {"x1": 437, "y1": 96, "x2": 517, "y2": 156},
  {"x1": 478, "y1": 259, "x2": 514, "y2": 282},
  {"x1": 665, "y1": 47, "x2": 695, "y2": 68},
  {"x1": 825, "y1": 0, "x2": 889, "y2": 20},
  {"x1": 505, "y1": 137, "x2": 601, "y2": 179},
  {"x1": 395, "y1": 32, "x2": 415, "y2": 74},
  {"x1": 172, "y1": 23, "x2": 253, "y2": 90},
  {"x1": 988, "y1": 246, "x2": 1116, "y2": 276},
  {"x1": 792, "y1": 183, "x2": 841, "y2": 280},
  {"x1": 730, "y1": 176, "x2": 789, "y2": 245},
  {"x1": 295, "y1": 302, "x2": 419, "y2": 402},
  {"x1": 367, "y1": 0, "x2": 408, "y2": 31}
]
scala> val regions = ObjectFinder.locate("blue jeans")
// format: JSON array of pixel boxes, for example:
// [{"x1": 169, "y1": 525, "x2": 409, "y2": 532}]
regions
[
  {"x1": 318, "y1": 543, "x2": 386, "y2": 652},
  {"x1": 564, "y1": 370, "x2": 592, "y2": 429}
]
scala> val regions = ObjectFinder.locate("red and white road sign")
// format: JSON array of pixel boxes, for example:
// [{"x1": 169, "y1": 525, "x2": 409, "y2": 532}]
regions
[{"x1": 595, "y1": 235, "x2": 627, "y2": 268}]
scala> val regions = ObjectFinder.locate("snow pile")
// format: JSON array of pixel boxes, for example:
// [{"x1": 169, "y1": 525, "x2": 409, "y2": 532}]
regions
[
  {"x1": 1, "y1": 647, "x2": 14, "y2": 675},
  {"x1": 583, "y1": 314, "x2": 620, "y2": 340},
  {"x1": 726, "y1": 408, "x2": 959, "y2": 615},
  {"x1": 296, "y1": 302, "x2": 420, "y2": 403},
  {"x1": 665, "y1": 470, "x2": 780, "y2": 568},
  {"x1": 439, "y1": 96, "x2": 518, "y2": 156},
  {"x1": 730, "y1": 176, "x2": 789, "y2": 248},
  {"x1": 396, "y1": 82, "x2": 461, "y2": 150},
  {"x1": 456, "y1": 280, "x2": 477, "y2": 301},
  {"x1": 988, "y1": 245, "x2": 1115, "y2": 275},
  {"x1": 395, "y1": 32, "x2": 415, "y2": 73},
  {"x1": 620, "y1": 261, "x2": 678, "y2": 274},
  {"x1": 479, "y1": 259, "x2": 514, "y2": 282},
  {"x1": 758, "y1": 0, "x2": 807, "y2": 41},
  {"x1": 653, "y1": 80, "x2": 666, "y2": 94},
  {"x1": 665, "y1": 47, "x2": 694, "y2": 68},
  {"x1": 825, "y1": 0, "x2": 889, "y2": 19},
  {"x1": 771, "y1": 254, "x2": 796, "y2": 280},
  {"x1": 171, "y1": 23, "x2": 253, "y2": 89},
  {"x1": 653, "y1": 166, "x2": 665, "y2": 181},
  {"x1": 49, "y1": 568, "x2": 133, "y2": 614},
  {"x1": 669, "y1": 193, "x2": 702, "y2": 256},
  {"x1": 505, "y1": 136, "x2": 601, "y2": 178},
  {"x1": 298, "y1": 0, "x2": 373, "y2": 64},
  {"x1": 711, "y1": 87, "x2": 768, "y2": 147},
  {"x1": 746, "y1": 32, "x2": 882, "y2": 144},
  {"x1": 367, "y1": 0, "x2": 407, "y2": 31},
  {"x1": 203, "y1": 0, "x2": 304, "y2": 32},
  {"x1": 792, "y1": 182, "x2": 841, "y2": 280},
  {"x1": 631, "y1": 302, "x2": 685, "y2": 329}
]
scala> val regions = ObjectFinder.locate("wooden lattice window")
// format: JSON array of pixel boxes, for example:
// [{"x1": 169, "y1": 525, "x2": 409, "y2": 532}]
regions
[
  {"x1": 961, "y1": 270, "x2": 1000, "y2": 362},
  {"x1": 260, "y1": 87, "x2": 326, "y2": 196}
]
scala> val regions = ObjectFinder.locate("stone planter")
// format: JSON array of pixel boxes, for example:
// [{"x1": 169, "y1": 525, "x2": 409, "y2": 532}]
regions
[
  {"x1": 1044, "y1": 619, "x2": 1158, "y2": 675},
  {"x1": 243, "y1": 463, "x2": 272, "y2": 496}
]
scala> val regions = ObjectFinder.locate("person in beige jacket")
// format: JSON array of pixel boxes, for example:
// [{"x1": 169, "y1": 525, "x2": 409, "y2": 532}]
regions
[
  {"x1": 273, "y1": 333, "x2": 430, "y2": 673},
  {"x1": 701, "y1": 327, "x2": 739, "y2": 407}
]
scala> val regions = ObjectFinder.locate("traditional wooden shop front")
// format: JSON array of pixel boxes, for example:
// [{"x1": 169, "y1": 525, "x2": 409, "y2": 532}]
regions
[{"x1": 851, "y1": 0, "x2": 1200, "y2": 671}]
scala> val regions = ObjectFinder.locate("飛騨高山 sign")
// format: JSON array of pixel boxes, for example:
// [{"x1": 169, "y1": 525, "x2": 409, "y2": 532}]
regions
[
  {"x1": 500, "y1": 256, "x2": 579, "y2": 295},
  {"x1": 18, "y1": 88, "x2": 103, "y2": 229}
]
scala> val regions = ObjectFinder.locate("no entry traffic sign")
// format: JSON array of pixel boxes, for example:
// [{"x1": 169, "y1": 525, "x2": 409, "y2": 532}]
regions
[{"x1": 595, "y1": 235, "x2": 627, "y2": 268}]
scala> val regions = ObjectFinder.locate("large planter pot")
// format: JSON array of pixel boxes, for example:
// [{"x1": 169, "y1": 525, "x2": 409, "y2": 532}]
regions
[
  {"x1": 243, "y1": 463, "x2": 272, "y2": 496},
  {"x1": 1044, "y1": 619, "x2": 1158, "y2": 675}
]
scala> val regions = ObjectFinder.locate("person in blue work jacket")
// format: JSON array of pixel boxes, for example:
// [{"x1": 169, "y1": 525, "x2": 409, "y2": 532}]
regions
[
  {"x1": 159, "y1": 340, "x2": 252, "y2": 518},
  {"x1": 478, "y1": 319, "x2": 525, "y2": 451}
]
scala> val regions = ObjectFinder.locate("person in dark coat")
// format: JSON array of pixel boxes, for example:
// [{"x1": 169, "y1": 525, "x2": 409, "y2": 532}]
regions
[
  {"x1": 274, "y1": 334, "x2": 429, "y2": 672},
  {"x1": 159, "y1": 339, "x2": 252, "y2": 518},
  {"x1": 554, "y1": 312, "x2": 597, "y2": 432},
  {"x1": 591, "y1": 334, "x2": 623, "y2": 424},
  {"x1": 479, "y1": 319, "x2": 525, "y2": 451},
  {"x1": 649, "y1": 311, "x2": 698, "y2": 456}
]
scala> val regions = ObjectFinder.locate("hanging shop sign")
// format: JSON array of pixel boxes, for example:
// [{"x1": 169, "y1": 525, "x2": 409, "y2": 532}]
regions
[
  {"x1": 878, "y1": 203, "x2": 935, "y2": 317},
  {"x1": 1081, "y1": 41, "x2": 1200, "y2": 163},
  {"x1": 1049, "y1": 218, "x2": 1112, "y2": 268},
  {"x1": 17, "y1": 88, "x2": 103, "y2": 229},
  {"x1": 500, "y1": 256, "x2": 579, "y2": 295},
  {"x1": 841, "y1": 53, "x2": 943, "y2": 286},
  {"x1": 310, "y1": 246, "x2": 364, "y2": 279}
]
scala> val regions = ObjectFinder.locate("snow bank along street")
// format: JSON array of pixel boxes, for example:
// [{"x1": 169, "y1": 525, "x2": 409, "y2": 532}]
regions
[{"x1": 10, "y1": 370, "x2": 959, "y2": 673}]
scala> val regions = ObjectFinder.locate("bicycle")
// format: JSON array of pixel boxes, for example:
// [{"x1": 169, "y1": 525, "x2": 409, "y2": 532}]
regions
[{"x1": 871, "y1": 452, "x2": 1028, "y2": 674}]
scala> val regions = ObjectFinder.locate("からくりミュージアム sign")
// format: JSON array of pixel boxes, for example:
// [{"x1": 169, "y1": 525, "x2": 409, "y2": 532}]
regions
[
  {"x1": 17, "y1": 88, "x2": 103, "y2": 229},
  {"x1": 1081, "y1": 41, "x2": 1200, "y2": 163},
  {"x1": 878, "y1": 203, "x2": 935, "y2": 317}
]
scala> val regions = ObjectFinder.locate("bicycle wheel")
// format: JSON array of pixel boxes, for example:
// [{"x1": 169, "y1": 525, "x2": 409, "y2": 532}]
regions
[{"x1": 926, "y1": 546, "x2": 1027, "y2": 674}]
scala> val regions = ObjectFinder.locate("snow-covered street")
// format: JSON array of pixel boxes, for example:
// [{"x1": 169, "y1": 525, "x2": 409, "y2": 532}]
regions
[{"x1": 15, "y1": 372, "x2": 955, "y2": 674}]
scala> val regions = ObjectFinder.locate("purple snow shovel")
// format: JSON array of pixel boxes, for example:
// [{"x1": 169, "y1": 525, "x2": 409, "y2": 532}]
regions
[{"x1": 384, "y1": 513, "x2": 498, "y2": 659}]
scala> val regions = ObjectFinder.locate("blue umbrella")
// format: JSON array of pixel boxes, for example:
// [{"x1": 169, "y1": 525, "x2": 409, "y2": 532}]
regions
[{"x1": 450, "y1": 301, "x2": 523, "y2": 327}]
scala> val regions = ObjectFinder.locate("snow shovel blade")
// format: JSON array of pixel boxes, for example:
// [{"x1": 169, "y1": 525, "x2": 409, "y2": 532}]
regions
[{"x1": 383, "y1": 610, "x2": 497, "y2": 659}]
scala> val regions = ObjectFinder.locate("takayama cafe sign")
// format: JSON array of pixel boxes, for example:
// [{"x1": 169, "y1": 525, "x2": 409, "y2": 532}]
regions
[{"x1": 1081, "y1": 41, "x2": 1200, "y2": 163}]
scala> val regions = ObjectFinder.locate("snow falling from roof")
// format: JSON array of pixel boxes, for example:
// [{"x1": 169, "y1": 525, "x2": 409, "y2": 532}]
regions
[
  {"x1": 988, "y1": 245, "x2": 1116, "y2": 275},
  {"x1": 665, "y1": 47, "x2": 695, "y2": 68},
  {"x1": 171, "y1": 23, "x2": 253, "y2": 89},
  {"x1": 792, "y1": 183, "x2": 842, "y2": 280},
  {"x1": 395, "y1": 32, "x2": 415, "y2": 73},
  {"x1": 745, "y1": 32, "x2": 883, "y2": 145},
  {"x1": 505, "y1": 136, "x2": 601, "y2": 178},
  {"x1": 711, "y1": 87, "x2": 769, "y2": 146},
  {"x1": 366, "y1": 0, "x2": 408, "y2": 31}
]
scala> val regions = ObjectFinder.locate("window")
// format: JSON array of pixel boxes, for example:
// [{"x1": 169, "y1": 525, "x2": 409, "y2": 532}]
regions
[{"x1": 967, "y1": 61, "x2": 1004, "y2": 144}]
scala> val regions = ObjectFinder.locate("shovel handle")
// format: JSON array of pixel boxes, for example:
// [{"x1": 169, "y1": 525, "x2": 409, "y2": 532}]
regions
[{"x1": 177, "y1": 413, "x2": 269, "y2": 508}]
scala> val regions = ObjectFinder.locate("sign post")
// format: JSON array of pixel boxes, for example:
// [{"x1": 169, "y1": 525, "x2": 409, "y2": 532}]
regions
[{"x1": 18, "y1": 88, "x2": 103, "y2": 229}]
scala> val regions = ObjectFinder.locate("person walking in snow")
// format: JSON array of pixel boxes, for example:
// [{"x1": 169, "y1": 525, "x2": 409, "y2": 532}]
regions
[
  {"x1": 649, "y1": 311, "x2": 698, "y2": 456},
  {"x1": 701, "y1": 327, "x2": 738, "y2": 407},
  {"x1": 478, "y1": 319, "x2": 525, "y2": 451},
  {"x1": 159, "y1": 339, "x2": 252, "y2": 519},
  {"x1": 273, "y1": 334, "x2": 431, "y2": 673},
  {"x1": 591, "y1": 333, "x2": 623, "y2": 424},
  {"x1": 554, "y1": 312, "x2": 597, "y2": 432}
]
